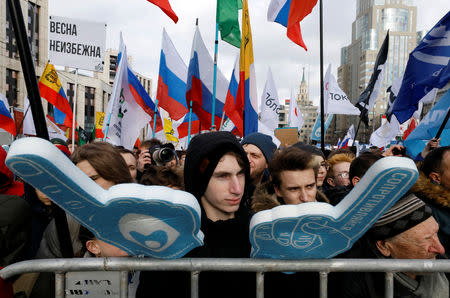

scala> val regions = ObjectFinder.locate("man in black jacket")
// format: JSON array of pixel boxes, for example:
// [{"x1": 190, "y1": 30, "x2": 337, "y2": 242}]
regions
[{"x1": 137, "y1": 131, "x2": 255, "y2": 298}]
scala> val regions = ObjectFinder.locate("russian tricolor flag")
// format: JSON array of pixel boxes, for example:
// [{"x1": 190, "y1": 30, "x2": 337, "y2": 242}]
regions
[
  {"x1": 157, "y1": 29, "x2": 189, "y2": 120},
  {"x1": 186, "y1": 27, "x2": 229, "y2": 130},
  {"x1": 0, "y1": 94, "x2": 15, "y2": 136},
  {"x1": 38, "y1": 62, "x2": 74, "y2": 127},
  {"x1": 267, "y1": 0, "x2": 318, "y2": 51},
  {"x1": 224, "y1": 55, "x2": 243, "y2": 136}
]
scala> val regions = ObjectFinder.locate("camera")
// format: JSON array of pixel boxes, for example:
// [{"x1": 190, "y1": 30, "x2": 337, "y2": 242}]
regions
[
  {"x1": 148, "y1": 144, "x2": 177, "y2": 166},
  {"x1": 392, "y1": 147, "x2": 406, "y2": 156}
]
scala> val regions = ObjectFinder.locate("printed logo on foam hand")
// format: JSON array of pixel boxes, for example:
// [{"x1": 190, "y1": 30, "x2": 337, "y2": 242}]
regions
[
  {"x1": 250, "y1": 157, "x2": 418, "y2": 259},
  {"x1": 6, "y1": 137, "x2": 204, "y2": 259}
]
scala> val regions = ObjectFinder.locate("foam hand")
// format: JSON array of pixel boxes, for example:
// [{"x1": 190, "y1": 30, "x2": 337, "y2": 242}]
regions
[
  {"x1": 6, "y1": 137, "x2": 203, "y2": 259},
  {"x1": 250, "y1": 157, "x2": 418, "y2": 259}
]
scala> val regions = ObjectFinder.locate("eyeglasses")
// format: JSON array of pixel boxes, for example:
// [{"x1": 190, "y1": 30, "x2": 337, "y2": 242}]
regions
[
  {"x1": 320, "y1": 161, "x2": 330, "y2": 170},
  {"x1": 336, "y1": 172, "x2": 349, "y2": 179}
]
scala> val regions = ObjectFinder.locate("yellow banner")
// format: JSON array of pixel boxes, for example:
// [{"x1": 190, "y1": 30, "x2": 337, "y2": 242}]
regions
[
  {"x1": 95, "y1": 111, "x2": 105, "y2": 128},
  {"x1": 164, "y1": 118, "x2": 179, "y2": 143},
  {"x1": 39, "y1": 61, "x2": 63, "y2": 93},
  {"x1": 240, "y1": 0, "x2": 254, "y2": 81}
]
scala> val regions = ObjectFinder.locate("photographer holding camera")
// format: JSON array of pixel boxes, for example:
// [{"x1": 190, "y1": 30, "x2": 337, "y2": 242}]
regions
[
  {"x1": 148, "y1": 143, "x2": 178, "y2": 169},
  {"x1": 136, "y1": 139, "x2": 162, "y2": 181}
]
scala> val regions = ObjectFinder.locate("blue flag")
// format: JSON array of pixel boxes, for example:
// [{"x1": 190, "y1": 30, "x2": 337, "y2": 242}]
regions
[
  {"x1": 311, "y1": 114, "x2": 334, "y2": 142},
  {"x1": 390, "y1": 12, "x2": 450, "y2": 124},
  {"x1": 404, "y1": 89, "x2": 450, "y2": 158}
]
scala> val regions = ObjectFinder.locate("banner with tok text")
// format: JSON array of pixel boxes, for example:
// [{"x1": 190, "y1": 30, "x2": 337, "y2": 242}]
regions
[{"x1": 324, "y1": 64, "x2": 360, "y2": 115}]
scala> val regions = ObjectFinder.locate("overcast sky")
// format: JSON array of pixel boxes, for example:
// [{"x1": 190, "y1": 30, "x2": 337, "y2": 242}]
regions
[{"x1": 49, "y1": 0, "x2": 450, "y2": 107}]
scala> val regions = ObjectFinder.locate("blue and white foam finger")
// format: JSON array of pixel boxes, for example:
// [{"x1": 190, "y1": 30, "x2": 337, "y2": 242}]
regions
[
  {"x1": 250, "y1": 156, "x2": 418, "y2": 259},
  {"x1": 6, "y1": 137, "x2": 204, "y2": 259}
]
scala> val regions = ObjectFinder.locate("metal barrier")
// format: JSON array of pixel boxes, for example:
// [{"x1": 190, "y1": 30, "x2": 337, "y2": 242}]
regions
[{"x1": 1, "y1": 258, "x2": 449, "y2": 298}]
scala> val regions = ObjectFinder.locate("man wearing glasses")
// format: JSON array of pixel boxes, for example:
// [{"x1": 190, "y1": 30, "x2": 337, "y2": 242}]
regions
[{"x1": 326, "y1": 152, "x2": 354, "y2": 188}]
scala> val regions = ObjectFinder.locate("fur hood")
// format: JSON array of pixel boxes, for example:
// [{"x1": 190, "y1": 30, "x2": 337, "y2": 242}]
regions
[
  {"x1": 410, "y1": 173, "x2": 450, "y2": 208},
  {"x1": 251, "y1": 181, "x2": 329, "y2": 213}
]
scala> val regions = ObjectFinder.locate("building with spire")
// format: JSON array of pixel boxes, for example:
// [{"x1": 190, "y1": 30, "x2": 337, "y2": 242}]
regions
[
  {"x1": 332, "y1": 0, "x2": 418, "y2": 144},
  {"x1": 297, "y1": 67, "x2": 318, "y2": 143}
]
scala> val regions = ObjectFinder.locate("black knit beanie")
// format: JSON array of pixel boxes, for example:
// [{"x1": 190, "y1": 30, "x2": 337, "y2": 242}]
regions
[
  {"x1": 184, "y1": 131, "x2": 250, "y2": 201},
  {"x1": 369, "y1": 194, "x2": 432, "y2": 241},
  {"x1": 241, "y1": 132, "x2": 277, "y2": 163}
]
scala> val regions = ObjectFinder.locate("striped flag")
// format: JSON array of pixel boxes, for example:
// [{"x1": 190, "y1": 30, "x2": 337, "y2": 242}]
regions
[
  {"x1": 0, "y1": 93, "x2": 15, "y2": 136},
  {"x1": 38, "y1": 62, "x2": 74, "y2": 128},
  {"x1": 239, "y1": 0, "x2": 258, "y2": 136}
]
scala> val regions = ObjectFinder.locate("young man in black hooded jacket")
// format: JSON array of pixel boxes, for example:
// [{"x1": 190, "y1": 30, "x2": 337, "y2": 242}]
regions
[{"x1": 137, "y1": 131, "x2": 255, "y2": 298}]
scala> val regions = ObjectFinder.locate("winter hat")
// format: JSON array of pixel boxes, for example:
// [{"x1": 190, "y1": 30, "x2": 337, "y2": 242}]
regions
[
  {"x1": 241, "y1": 132, "x2": 277, "y2": 163},
  {"x1": 292, "y1": 142, "x2": 325, "y2": 159},
  {"x1": 184, "y1": 131, "x2": 249, "y2": 201},
  {"x1": 369, "y1": 194, "x2": 432, "y2": 240}
]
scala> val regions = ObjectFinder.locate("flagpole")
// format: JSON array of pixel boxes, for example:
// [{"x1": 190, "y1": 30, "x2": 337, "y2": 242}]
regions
[
  {"x1": 219, "y1": 111, "x2": 226, "y2": 131},
  {"x1": 435, "y1": 109, "x2": 450, "y2": 139},
  {"x1": 319, "y1": 0, "x2": 325, "y2": 151},
  {"x1": 211, "y1": 22, "x2": 219, "y2": 131},
  {"x1": 152, "y1": 99, "x2": 158, "y2": 138},
  {"x1": 7, "y1": 0, "x2": 48, "y2": 140},
  {"x1": 71, "y1": 68, "x2": 78, "y2": 147}
]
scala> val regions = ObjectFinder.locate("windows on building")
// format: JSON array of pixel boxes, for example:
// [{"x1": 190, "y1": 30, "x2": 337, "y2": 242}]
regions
[
  {"x1": 6, "y1": 69, "x2": 18, "y2": 107},
  {"x1": 84, "y1": 87, "x2": 95, "y2": 131},
  {"x1": 5, "y1": 1, "x2": 18, "y2": 59},
  {"x1": 67, "y1": 83, "x2": 75, "y2": 110},
  {"x1": 27, "y1": 2, "x2": 40, "y2": 65}
]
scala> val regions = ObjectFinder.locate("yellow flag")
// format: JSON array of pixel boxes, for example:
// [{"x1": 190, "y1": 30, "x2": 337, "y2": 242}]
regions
[
  {"x1": 95, "y1": 112, "x2": 105, "y2": 128},
  {"x1": 164, "y1": 118, "x2": 179, "y2": 143}
]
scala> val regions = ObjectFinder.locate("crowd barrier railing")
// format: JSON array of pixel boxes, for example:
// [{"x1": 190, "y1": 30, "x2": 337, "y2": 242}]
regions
[{"x1": 1, "y1": 258, "x2": 449, "y2": 298}]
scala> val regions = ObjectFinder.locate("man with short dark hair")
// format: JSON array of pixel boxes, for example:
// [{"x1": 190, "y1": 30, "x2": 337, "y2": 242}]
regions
[
  {"x1": 252, "y1": 146, "x2": 328, "y2": 213},
  {"x1": 251, "y1": 146, "x2": 327, "y2": 298}
]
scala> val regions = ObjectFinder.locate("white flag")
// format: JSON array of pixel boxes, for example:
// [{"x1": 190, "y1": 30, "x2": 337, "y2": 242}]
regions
[
  {"x1": 370, "y1": 115, "x2": 400, "y2": 148},
  {"x1": 288, "y1": 90, "x2": 303, "y2": 129},
  {"x1": 324, "y1": 64, "x2": 360, "y2": 115},
  {"x1": 23, "y1": 97, "x2": 67, "y2": 141},
  {"x1": 103, "y1": 34, "x2": 152, "y2": 150},
  {"x1": 260, "y1": 68, "x2": 280, "y2": 133}
]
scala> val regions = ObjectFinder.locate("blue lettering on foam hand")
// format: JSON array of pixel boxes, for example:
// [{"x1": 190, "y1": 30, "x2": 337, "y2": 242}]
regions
[
  {"x1": 250, "y1": 157, "x2": 418, "y2": 259},
  {"x1": 6, "y1": 137, "x2": 204, "y2": 259}
]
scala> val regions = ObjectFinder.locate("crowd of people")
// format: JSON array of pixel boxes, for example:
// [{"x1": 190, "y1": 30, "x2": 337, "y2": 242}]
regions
[{"x1": 0, "y1": 131, "x2": 448, "y2": 298}]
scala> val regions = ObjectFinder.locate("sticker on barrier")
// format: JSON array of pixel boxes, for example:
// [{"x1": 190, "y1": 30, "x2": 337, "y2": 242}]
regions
[
  {"x1": 66, "y1": 271, "x2": 121, "y2": 297},
  {"x1": 250, "y1": 156, "x2": 418, "y2": 259},
  {"x1": 6, "y1": 137, "x2": 204, "y2": 259}
]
